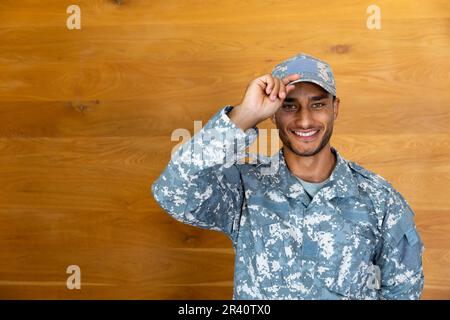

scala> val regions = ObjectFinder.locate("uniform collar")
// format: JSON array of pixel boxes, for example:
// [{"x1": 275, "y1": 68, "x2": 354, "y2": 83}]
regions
[{"x1": 266, "y1": 146, "x2": 359, "y2": 202}]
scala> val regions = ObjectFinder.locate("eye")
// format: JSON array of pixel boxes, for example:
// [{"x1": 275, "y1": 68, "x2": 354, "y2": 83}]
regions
[
  {"x1": 311, "y1": 103, "x2": 325, "y2": 109},
  {"x1": 282, "y1": 103, "x2": 297, "y2": 111}
]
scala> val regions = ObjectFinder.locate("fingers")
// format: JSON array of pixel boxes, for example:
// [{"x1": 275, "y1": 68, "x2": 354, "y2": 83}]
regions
[
  {"x1": 278, "y1": 81, "x2": 287, "y2": 100},
  {"x1": 257, "y1": 73, "x2": 300, "y2": 102},
  {"x1": 270, "y1": 77, "x2": 280, "y2": 101},
  {"x1": 265, "y1": 76, "x2": 274, "y2": 95},
  {"x1": 282, "y1": 73, "x2": 301, "y2": 85},
  {"x1": 282, "y1": 74, "x2": 300, "y2": 96},
  {"x1": 271, "y1": 77, "x2": 294, "y2": 101},
  {"x1": 286, "y1": 83, "x2": 296, "y2": 94},
  {"x1": 271, "y1": 74, "x2": 301, "y2": 101}
]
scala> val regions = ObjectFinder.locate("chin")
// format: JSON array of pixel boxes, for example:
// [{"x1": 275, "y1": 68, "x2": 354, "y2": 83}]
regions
[
  {"x1": 293, "y1": 147, "x2": 321, "y2": 157},
  {"x1": 288, "y1": 138, "x2": 326, "y2": 157}
]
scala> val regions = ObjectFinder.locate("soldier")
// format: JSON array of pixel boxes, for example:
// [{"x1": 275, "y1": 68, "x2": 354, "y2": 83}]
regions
[{"x1": 151, "y1": 53, "x2": 424, "y2": 300}]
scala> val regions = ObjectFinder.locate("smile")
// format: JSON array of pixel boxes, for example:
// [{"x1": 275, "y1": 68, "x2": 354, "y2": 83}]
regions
[{"x1": 291, "y1": 129, "x2": 320, "y2": 141}]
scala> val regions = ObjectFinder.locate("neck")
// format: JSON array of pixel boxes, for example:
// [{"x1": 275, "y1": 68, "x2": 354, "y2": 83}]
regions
[{"x1": 283, "y1": 144, "x2": 336, "y2": 183}]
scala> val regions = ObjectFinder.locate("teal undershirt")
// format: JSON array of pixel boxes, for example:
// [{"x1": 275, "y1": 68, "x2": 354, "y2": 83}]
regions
[{"x1": 296, "y1": 176, "x2": 330, "y2": 199}]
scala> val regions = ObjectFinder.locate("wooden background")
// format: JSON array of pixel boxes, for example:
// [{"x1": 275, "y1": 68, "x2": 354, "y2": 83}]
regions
[{"x1": 0, "y1": 0, "x2": 449, "y2": 299}]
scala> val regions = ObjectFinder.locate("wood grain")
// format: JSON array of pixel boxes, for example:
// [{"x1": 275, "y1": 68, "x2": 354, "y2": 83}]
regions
[{"x1": 0, "y1": 0, "x2": 449, "y2": 299}]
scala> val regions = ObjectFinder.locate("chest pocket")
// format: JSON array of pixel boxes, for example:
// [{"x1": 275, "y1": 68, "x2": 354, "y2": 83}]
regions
[
  {"x1": 246, "y1": 193, "x2": 291, "y2": 225},
  {"x1": 321, "y1": 204, "x2": 380, "y2": 299}
]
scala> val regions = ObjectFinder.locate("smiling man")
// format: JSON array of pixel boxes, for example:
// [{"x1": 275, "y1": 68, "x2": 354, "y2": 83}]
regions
[{"x1": 151, "y1": 53, "x2": 424, "y2": 300}]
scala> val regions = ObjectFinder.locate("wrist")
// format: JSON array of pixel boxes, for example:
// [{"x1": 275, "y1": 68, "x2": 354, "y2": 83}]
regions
[{"x1": 228, "y1": 105, "x2": 258, "y2": 131}]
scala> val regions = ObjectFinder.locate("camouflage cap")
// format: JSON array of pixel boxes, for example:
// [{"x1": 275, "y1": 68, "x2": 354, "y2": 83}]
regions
[{"x1": 271, "y1": 53, "x2": 336, "y2": 97}]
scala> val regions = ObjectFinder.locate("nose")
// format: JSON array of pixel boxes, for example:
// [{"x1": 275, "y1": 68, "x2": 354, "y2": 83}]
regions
[{"x1": 294, "y1": 106, "x2": 314, "y2": 129}]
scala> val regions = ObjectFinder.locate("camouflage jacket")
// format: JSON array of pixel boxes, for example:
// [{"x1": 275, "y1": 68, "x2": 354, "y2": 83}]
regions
[{"x1": 151, "y1": 106, "x2": 424, "y2": 300}]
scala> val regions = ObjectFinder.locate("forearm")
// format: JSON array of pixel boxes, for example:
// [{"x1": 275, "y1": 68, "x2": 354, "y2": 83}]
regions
[{"x1": 151, "y1": 105, "x2": 258, "y2": 233}]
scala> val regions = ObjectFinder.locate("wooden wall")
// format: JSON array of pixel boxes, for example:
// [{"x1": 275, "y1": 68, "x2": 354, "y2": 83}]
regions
[{"x1": 0, "y1": 0, "x2": 449, "y2": 299}]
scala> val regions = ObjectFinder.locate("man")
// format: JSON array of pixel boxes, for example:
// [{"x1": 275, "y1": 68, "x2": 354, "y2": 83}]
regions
[{"x1": 151, "y1": 53, "x2": 424, "y2": 300}]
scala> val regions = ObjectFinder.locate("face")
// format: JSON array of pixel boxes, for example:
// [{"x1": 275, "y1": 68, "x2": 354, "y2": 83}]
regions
[{"x1": 272, "y1": 82, "x2": 339, "y2": 157}]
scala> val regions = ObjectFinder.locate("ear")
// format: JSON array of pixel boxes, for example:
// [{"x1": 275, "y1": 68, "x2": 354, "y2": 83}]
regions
[{"x1": 333, "y1": 97, "x2": 340, "y2": 120}]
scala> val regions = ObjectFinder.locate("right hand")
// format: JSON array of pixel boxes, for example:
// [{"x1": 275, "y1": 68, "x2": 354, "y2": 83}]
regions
[{"x1": 229, "y1": 73, "x2": 301, "y2": 131}]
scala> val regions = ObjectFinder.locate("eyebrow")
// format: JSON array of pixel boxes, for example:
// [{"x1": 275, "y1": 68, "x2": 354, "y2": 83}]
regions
[{"x1": 284, "y1": 94, "x2": 329, "y2": 102}]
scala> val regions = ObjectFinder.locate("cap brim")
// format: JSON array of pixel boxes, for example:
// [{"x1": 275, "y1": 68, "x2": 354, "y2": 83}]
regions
[{"x1": 288, "y1": 78, "x2": 335, "y2": 96}]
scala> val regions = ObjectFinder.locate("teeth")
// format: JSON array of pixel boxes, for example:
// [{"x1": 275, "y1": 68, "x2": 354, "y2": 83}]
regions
[{"x1": 294, "y1": 130, "x2": 317, "y2": 137}]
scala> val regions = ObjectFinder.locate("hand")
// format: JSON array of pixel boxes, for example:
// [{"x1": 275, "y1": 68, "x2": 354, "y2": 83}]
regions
[{"x1": 228, "y1": 73, "x2": 301, "y2": 131}]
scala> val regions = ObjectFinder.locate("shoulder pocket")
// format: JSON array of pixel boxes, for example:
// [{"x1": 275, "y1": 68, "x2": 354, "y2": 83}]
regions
[{"x1": 405, "y1": 227, "x2": 420, "y2": 246}]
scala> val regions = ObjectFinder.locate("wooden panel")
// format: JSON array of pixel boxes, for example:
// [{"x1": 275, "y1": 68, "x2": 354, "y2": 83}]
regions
[{"x1": 0, "y1": 0, "x2": 449, "y2": 299}]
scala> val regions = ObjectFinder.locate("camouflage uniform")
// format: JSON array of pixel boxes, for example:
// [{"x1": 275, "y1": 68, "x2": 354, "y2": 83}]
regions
[{"x1": 151, "y1": 105, "x2": 424, "y2": 300}]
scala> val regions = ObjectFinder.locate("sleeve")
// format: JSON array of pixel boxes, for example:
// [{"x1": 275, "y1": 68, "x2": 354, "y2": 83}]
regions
[
  {"x1": 376, "y1": 189, "x2": 425, "y2": 300},
  {"x1": 151, "y1": 105, "x2": 258, "y2": 244}
]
